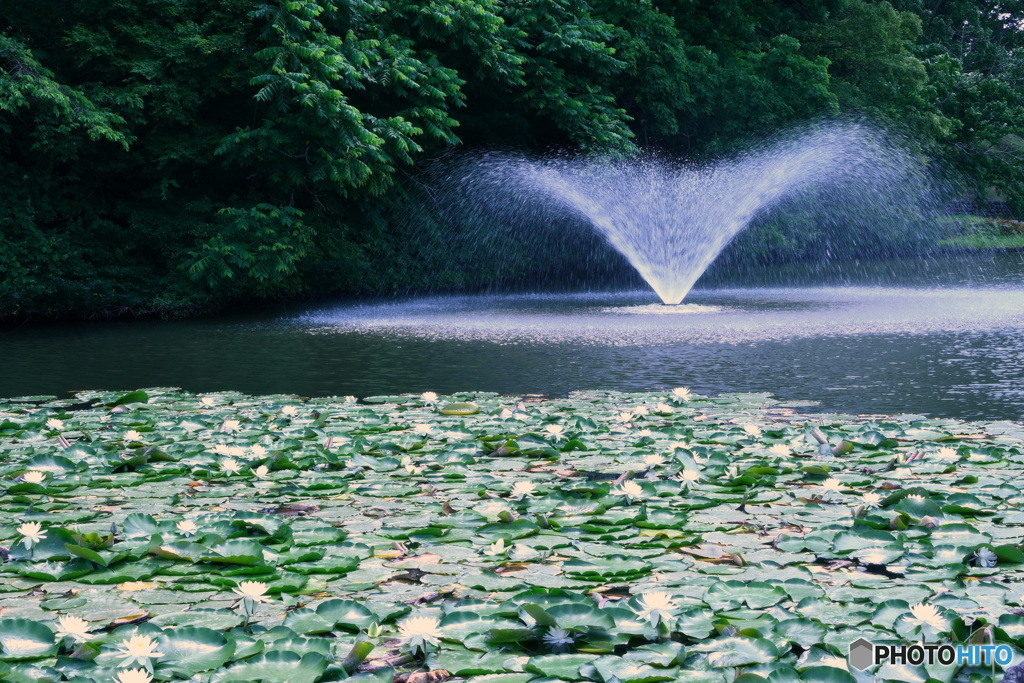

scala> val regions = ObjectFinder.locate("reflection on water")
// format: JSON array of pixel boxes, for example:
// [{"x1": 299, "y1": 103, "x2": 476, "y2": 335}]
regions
[{"x1": 2, "y1": 254, "x2": 1024, "y2": 421}]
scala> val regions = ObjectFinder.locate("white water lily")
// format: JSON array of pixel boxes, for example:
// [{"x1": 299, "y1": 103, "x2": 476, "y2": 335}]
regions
[
  {"x1": 906, "y1": 493, "x2": 926, "y2": 503},
  {"x1": 221, "y1": 419, "x2": 241, "y2": 432},
  {"x1": 250, "y1": 444, "x2": 267, "y2": 457},
  {"x1": 902, "y1": 603, "x2": 949, "y2": 631},
  {"x1": 510, "y1": 481, "x2": 536, "y2": 499},
  {"x1": 973, "y1": 547, "x2": 998, "y2": 567},
  {"x1": 124, "y1": 430, "x2": 142, "y2": 441},
  {"x1": 21, "y1": 470, "x2": 46, "y2": 484},
  {"x1": 678, "y1": 469, "x2": 701, "y2": 486},
  {"x1": 819, "y1": 478, "x2": 846, "y2": 493},
  {"x1": 176, "y1": 520, "x2": 198, "y2": 536},
  {"x1": 233, "y1": 581, "x2": 272, "y2": 602},
  {"x1": 54, "y1": 615, "x2": 92, "y2": 642},
  {"x1": 636, "y1": 429, "x2": 653, "y2": 437},
  {"x1": 544, "y1": 424, "x2": 565, "y2": 437},
  {"x1": 669, "y1": 441, "x2": 688, "y2": 450},
  {"x1": 200, "y1": 396, "x2": 216, "y2": 406},
  {"x1": 634, "y1": 591, "x2": 679, "y2": 626},
  {"x1": 543, "y1": 626, "x2": 575, "y2": 652},
  {"x1": 653, "y1": 403, "x2": 673, "y2": 413},
  {"x1": 412, "y1": 423, "x2": 433, "y2": 435},
  {"x1": 420, "y1": 391, "x2": 439, "y2": 403},
  {"x1": 398, "y1": 615, "x2": 444, "y2": 654},
  {"x1": 614, "y1": 480, "x2": 645, "y2": 503},
  {"x1": 221, "y1": 458, "x2": 242, "y2": 474},
  {"x1": 484, "y1": 538, "x2": 507, "y2": 556},
  {"x1": 343, "y1": 395, "x2": 357, "y2": 403},
  {"x1": 643, "y1": 454, "x2": 666, "y2": 467},
  {"x1": 633, "y1": 406, "x2": 650, "y2": 416},
  {"x1": 742, "y1": 424, "x2": 762, "y2": 437},
  {"x1": 253, "y1": 464, "x2": 269, "y2": 479},
  {"x1": 671, "y1": 387, "x2": 692, "y2": 400},
  {"x1": 862, "y1": 492, "x2": 882, "y2": 506},
  {"x1": 281, "y1": 405, "x2": 298, "y2": 416},
  {"x1": 17, "y1": 521, "x2": 46, "y2": 548},
  {"x1": 115, "y1": 635, "x2": 164, "y2": 667},
  {"x1": 616, "y1": 411, "x2": 635, "y2": 422},
  {"x1": 934, "y1": 447, "x2": 959, "y2": 461},
  {"x1": 45, "y1": 418, "x2": 64, "y2": 430},
  {"x1": 114, "y1": 669, "x2": 153, "y2": 683},
  {"x1": 768, "y1": 444, "x2": 792, "y2": 456}
]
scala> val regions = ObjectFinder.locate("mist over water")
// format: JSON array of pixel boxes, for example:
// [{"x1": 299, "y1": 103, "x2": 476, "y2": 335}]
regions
[{"x1": 432, "y1": 122, "x2": 944, "y2": 301}]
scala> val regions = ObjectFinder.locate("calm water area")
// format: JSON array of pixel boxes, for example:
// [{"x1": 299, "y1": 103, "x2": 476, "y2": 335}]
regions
[{"x1": 3, "y1": 252, "x2": 1024, "y2": 421}]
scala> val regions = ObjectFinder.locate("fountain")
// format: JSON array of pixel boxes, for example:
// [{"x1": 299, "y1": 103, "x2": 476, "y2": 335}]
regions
[{"x1": 438, "y1": 123, "x2": 935, "y2": 304}]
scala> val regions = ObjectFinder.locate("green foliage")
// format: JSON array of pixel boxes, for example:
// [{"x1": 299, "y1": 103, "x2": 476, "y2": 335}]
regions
[{"x1": 1, "y1": 0, "x2": 1023, "y2": 319}]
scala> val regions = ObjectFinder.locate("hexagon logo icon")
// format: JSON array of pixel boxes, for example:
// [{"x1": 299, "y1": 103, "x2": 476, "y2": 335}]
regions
[{"x1": 849, "y1": 638, "x2": 875, "y2": 671}]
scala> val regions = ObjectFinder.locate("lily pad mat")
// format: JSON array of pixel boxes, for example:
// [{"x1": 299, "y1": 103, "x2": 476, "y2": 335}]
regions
[{"x1": 0, "y1": 387, "x2": 1022, "y2": 682}]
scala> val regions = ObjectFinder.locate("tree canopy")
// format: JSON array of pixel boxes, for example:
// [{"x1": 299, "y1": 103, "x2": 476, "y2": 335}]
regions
[{"x1": 2, "y1": 0, "x2": 1022, "y2": 319}]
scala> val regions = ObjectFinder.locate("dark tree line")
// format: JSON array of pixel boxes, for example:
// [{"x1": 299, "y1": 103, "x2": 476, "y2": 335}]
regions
[{"x1": 2, "y1": 0, "x2": 1022, "y2": 318}]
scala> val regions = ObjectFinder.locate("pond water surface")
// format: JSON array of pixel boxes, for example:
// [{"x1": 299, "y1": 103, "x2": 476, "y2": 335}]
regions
[{"x1": 4, "y1": 253, "x2": 1024, "y2": 421}]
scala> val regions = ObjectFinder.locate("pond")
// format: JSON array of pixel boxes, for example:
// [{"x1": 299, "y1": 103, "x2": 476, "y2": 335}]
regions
[{"x1": 3, "y1": 252, "x2": 1024, "y2": 421}]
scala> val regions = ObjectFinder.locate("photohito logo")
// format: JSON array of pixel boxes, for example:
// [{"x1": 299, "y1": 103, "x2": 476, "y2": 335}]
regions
[{"x1": 848, "y1": 638, "x2": 1013, "y2": 670}]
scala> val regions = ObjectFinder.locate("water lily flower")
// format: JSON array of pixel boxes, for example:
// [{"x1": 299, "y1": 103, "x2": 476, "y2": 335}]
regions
[
  {"x1": 633, "y1": 406, "x2": 650, "y2": 416},
  {"x1": 21, "y1": 471, "x2": 46, "y2": 484},
  {"x1": 45, "y1": 418, "x2": 64, "y2": 430},
  {"x1": 643, "y1": 454, "x2": 666, "y2": 467},
  {"x1": 176, "y1": 520, "x2": 198, "y2": 536},
  {"x1": 484, "y1": 538, "x2": 507, "y2": 556},
  {"x1": 653, "y1": 403, "x2": 673, "y2": 414},
  {"x1": 115, "y1": 635, "x2": 164, "y2": 668},
  {"x1": 124, "y1": 430, "x2": 142, "y2": 441},
  {"x1": 934, "y1": 447, "x2": 959, "y2": 461},
  {"x1": 114, "y1": 669, "x2": 153, "y2": 683},
  {"x1": 671, "y1": 387, "x2": 692, "y2": 400},
  {"x1": 902, "y1": 603, "x2": 949, "y2": 632},
  {"x1": 221, "y1": 419, "x2": 240, "y2": 432},
  {"x1": 636, "y1": 429, "x2": 653, "y2": 437},
  {"x1": 405, "y1": 463, "x2": 424, "y2": 474},
  {"x1": 253, "y1": 465, "x2": 270, "y2": 479},
  {"x1": 614, "y1": 480, "x2": 645, "y2": 503},
  {"x1": 544, "y1": 424, "x2": 565, "y2": 437},
  {"x1": 669, "y1": 441, "x2": 688, "y2": 451},
  {"x1": 973, "y1": 547, "x2": 998, "y2": 567},
  {"x1": 511, "y1": 481, "x2": 536, "y2": 499},
  {"x1": 906, "y1": 493, "x2": 926, "y2": 503},
  {"x1": 420, "y1": 391, "x2": 439, "y2": 403},
  {"x1": 616, "y1": 411, "x2": 635, "y2": 422},
  {"x1": 543, "y1": 626, "x2": 575, "y2": 652},
  {"x1": 819, "y1": 478, "x2": 846, "y2": 493},
  {"x1": 220, "y1": 458, "x2": 242, "y2": 474},
  {"x1": 281, "y1": 405, "x2": 298, "y2": 416},
  {"x1": 678, "y1": 470, "x2": 701, "y2": 486},
  {"x1": 768, "y1": 444, "x2": 792, "y2": 456},
  {"x1": 862, "y1": 492, "x2": 882, "y2": 507},
  {"x1": 53, "y1": 615, "x2": 92, "y2": 643},
  {"x1": 250, "y1": 444, "x2": 267, "y2": 457},
  {"x1": 201, "y1": 396, "x2": 216, "y2": 406},
  {"x1": 233, "y1": 581, "x2": 272, "y2": 603},
  {"x1": 634, "y1": 591, "x2": 679, "y2": 627},
  {"x1": 742, "y1": 424, "x2": 762, "y2": 438},
  {"x1": 412, "y1": 423, "x2": 433, "y2": 435},
  {"x1": 398, "y1": 615, "x2": 444, "y2": 654},
  {"x1": 17, "y1": 521, "x2": 46, "y2": 548},
  {"x1": 343, "y1": 395, "x2": 358, "y2": 403}
]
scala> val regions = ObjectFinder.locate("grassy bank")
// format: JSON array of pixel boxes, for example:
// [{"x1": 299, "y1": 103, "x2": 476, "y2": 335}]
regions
[{"x1": 1, "y1": 388, "x2": 1023, "y2": 682}]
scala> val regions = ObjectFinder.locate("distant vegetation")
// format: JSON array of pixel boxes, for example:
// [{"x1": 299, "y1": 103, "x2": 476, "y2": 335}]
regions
[{"x1": 2, "y1": 0, "x2": 1023, "y2": 319}]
